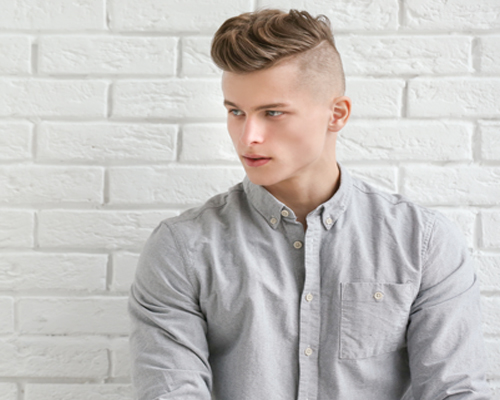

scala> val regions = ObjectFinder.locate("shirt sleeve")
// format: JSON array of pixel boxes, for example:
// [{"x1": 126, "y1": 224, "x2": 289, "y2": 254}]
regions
[
  {"x1": 407, "y1": 212, "x2": 491, "y2": 400},
  {"x1": 128, "y1": 222, "x2": 212, "y2": 400}
]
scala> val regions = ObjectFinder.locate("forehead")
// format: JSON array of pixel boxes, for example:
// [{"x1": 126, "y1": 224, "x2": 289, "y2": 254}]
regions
[{"x1": 221, "y1": 61, "x2": 303, "y2": 101}]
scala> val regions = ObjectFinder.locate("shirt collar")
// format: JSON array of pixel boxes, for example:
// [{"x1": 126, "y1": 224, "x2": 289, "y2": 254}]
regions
[{"x1": 242, "y1": 162, "x2": 353, "y2": 230}]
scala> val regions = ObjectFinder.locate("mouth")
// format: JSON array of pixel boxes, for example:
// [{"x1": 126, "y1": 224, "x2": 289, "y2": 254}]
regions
[{"x1": 242, "y1": 155, "x2": 271, "y2": 167}]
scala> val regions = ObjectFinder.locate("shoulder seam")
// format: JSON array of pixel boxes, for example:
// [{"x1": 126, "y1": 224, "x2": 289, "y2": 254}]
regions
[
  {"x1": 421, "y1": 213, "x2": 438, "y2": 272},
  {"x1": 352, "y1": 180, "x2": 410, "y2": 207},
  {"x1": 171, "y1": 188, "x2": 239, "y2": 223},
  {"x1": 162, "y1": 222, "x2": 198, "y2": 294}
]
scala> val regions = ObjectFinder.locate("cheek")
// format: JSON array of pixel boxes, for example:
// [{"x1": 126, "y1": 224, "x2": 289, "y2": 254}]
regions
[
  {"x1": 287, "y1": 120, "x2": 328, "y2": 157},
  {"x1": 226, "y1": 120, "x2": 240, "y2": 145}
]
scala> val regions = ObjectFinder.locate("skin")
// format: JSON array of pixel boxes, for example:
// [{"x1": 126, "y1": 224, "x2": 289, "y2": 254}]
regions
[{"x1": 221, "y1": 58, "x2": 351, "y2": 230}]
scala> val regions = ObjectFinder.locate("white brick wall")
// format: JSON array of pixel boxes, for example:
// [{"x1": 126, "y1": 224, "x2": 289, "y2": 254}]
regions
[{"x1": 0, "y1": 1, "x2": 499, "y2": 399}]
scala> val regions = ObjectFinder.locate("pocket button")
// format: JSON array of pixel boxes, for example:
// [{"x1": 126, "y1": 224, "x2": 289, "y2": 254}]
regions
[{"x1": 373, "y1": 291, "x2": 384, "y2": 301}]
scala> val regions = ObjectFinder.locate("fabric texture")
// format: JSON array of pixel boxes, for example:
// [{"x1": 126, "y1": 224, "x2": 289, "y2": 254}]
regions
[{"x1": 128, "y1": 162, "x2": 490, "y2": 400}]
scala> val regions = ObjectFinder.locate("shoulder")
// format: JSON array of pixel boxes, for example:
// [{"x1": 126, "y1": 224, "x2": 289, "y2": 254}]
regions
[
  {"x1": 350, "y1": 174, "x2": 440, "y2": 226},
  {"x1": 348, "y1": 174, "x2": 465, "y2": 254},
  {"x1": 156, "y1": 180, "x2": 247, "y2": 237}
]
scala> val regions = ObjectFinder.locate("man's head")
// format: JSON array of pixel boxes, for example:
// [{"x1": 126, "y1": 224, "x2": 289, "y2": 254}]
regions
[
  {"x1": 210, "y1": 9, "x2": 351, "y2": 191},
  {"x1": 211, "y1": 9, "x2": 345, "y2": 100}
]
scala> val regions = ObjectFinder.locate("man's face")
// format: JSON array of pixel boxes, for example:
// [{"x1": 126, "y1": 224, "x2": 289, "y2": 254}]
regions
[{"x1": 222, "y1": 60, "x2": 338, "y2": 190}]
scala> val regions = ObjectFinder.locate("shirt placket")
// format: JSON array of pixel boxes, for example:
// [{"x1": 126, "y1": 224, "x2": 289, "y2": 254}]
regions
[{"x1": 297, "y1": 212, "x2": 322, "y2": 400}]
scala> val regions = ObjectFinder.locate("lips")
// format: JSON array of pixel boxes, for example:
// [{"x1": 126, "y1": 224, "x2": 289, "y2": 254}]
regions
[{"x1": 242, "y1": 154, "x2": 271, "y2": 167}]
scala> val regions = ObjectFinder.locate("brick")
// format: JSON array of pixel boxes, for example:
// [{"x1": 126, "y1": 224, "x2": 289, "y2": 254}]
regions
[
  {"x1": 486, "y1": 339, "x2": 500, "y2": 379},
  {"x1": 110, "y1": 0, "x2": 251, "y2": 32},
  {"x1": 0, "y1": 166, "x2": 103, "y2": 204},
  {"x1": 337, "y1": 35, "x2": 471, "y2": 75},
  {"x1": 476, "y1": 255, "x2": 500, "y2": 293},
  {"x1": 40, "y1": 36, "x2": 177, "y2": 75},
  {"x1": 0, "y1": 297, "x2": 14, "y2": 334},
  {"x1": 482, "y1": 297, "x2": 500, "y2": 336},
  {"x1": 0, "y1": 0, "x2": 105, "y2": 30},
  {"x1": 111, "y1": 338, "x2": 131, "y2": 379},
  {"x1": 258, "y1": 0, "x2": 399, "y2": 31},
  {"x1": 109, "y1": 166, "x2": 245, "y2": 204},
  {"x1": 180, "y1": 123, "x2": 238, "y2": 163},
  {"x1": 0, "y1": 253, "x2": 106, "y2": 291},
  {"x1": 0, "y1": 123, "x2": 32, "y2": 160},
  {"x1": 408, "y1": 78, "x2": 500, "y2": 118},
  {"x1": 111, "y1": 252, "x2": 139, "y2": 292},
  {"x1": 480, "y1": 121, "x2": 500, "y2": 161},
  {"x1": 0, "y1": 36, "x2": 31, "y2": 74},
  {"x1": 337, "y1": 121, "x2": 472, "y2": 161},
  {"x1": 38, "y1": 122, "x2": 177, "y2": 162},
  {"x1": 0, "y1": 80, "x2": 107, "y2": 118},
  {"x1": 480, "y1": 36, "x2": 500, "y2": 73},
  {"x1": 25, "y1": 384, "x2": 133, "y2": 400},
  {"x1": 438, "y1": 209, "x2": 475, "y2": 249},
  {"x1": 182, "y1": 37, "x2": 221, "y2": 77},
  {"x1": 19, "y1": 297, "x2": 128, "y2": 335},
  {"x1": 482, "y1": 211, "x2": 500, "y2": 249},
  {"x1": 0, "y1": 383, "x2": 17, "y2": 400},
  {"x1": 38, "y1": 210, "x2": 175, "y2": 250},
  {"x1": 347, "y1": 166, "x2": 397, "y2": 193},
  {"x1": 0, "y1": 211, "x2": 33, "y2": 248},
  {"x1": 346, "y1": 78, "x2": 404, "y2": 117},
  {"x1": 404, "y1": 0, "x2": 500, "y2": 30},
  {"x1": 0, "y1": 337, "x2": 108, "y2": 378},
  {"x1": 113, "y1": 79, "x2": 224, "y2": 119},
  {"x1": 402, "y1": 166, "x2": 500, "y2": 206}
]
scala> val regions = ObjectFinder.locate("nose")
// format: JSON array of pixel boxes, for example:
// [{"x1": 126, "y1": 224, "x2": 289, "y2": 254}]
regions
[{"x1": 240, "y1": 116, "x2": 265, "y2": 146}]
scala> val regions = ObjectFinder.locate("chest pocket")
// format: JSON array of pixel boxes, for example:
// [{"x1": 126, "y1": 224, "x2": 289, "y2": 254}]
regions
[{"x1": 340, "y1": 282, "x2": 414, "y2": 359}]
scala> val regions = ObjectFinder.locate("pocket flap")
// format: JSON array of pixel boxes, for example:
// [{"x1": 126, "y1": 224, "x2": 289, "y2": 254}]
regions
[{"x1": 342, "y1": 282, "x2": 414, "y2": 305}]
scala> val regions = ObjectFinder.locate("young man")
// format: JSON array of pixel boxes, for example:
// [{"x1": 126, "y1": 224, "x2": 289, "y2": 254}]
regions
[{"x1": 129, "y1": 9, "x2": 490, "y2": 400}]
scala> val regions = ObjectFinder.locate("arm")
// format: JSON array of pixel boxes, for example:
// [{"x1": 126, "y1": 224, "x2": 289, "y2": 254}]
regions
[
  {"x1": 128, "y1": 222, "x2": 212, "y2": 400},
  {"x1": 407, "y1": 213, "x2": 490, "y2": 400}
]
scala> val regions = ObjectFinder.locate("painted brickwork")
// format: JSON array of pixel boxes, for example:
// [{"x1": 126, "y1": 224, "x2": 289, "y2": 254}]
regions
[{"x1": 0, "y1": 0, "x2": 499, "y2": 398}]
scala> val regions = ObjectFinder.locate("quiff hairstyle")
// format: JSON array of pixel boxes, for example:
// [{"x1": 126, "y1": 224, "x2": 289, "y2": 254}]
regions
[{"x1": 211, "y1": 9, "x2": 345, "y2": 95}]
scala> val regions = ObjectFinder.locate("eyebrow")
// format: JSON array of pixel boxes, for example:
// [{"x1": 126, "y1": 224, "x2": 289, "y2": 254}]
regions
[{"x1": 223, "y1": 100, "x2": 290, "y2": 111}]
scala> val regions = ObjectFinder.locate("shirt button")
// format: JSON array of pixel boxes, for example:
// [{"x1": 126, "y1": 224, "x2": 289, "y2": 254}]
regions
[
  {"x1": 374, "y1": 291, "x2": 384, "y2": 300},
  {"x1": 305, "y1": 293, "x2": 313, "y2": 302},
  {"x1": 304, "y1": 347, "x2": 313, "y2": 356},
  {"x1": 281, "y1": 210, "x2": 289, "y2": 217},
  {"x1": 270, "y1": 217, "x2": 277, "y2": 224},
  {"x1": 326, "y1": 217, "x2": 333, "y2": 225},
  {"x1": 293, "y1": 240, "x2": 303, "y2": 249}
]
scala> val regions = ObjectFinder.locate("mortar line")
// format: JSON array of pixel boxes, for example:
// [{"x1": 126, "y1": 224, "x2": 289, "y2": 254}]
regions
[
  {"x1": 31, "y1": 40, "x2": 39, "y2": 75},
  {"x1": 177, "y1": 37, "x2": 183, "y2": 78}
]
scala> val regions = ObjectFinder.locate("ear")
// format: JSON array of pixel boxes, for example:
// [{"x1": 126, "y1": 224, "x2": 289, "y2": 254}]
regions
[{"x1": 328, "y1": 96, "x2": 351, "y2": 132}]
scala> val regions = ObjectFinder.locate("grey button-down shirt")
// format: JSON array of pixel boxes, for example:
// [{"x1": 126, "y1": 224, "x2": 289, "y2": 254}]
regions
[{"x1": 129, "y1": 163, "x2": 490, "y2": 400}]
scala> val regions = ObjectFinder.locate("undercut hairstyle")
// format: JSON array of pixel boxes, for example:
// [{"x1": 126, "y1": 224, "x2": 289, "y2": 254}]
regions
[{"x1": 211, "y1": 9, "x2": 345, "y2": 96}]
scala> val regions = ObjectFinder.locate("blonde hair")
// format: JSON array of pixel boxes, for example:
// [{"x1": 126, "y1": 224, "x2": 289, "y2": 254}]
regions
[{"x1": 211, "y1": 9, "x2": 345, "y2": 94}]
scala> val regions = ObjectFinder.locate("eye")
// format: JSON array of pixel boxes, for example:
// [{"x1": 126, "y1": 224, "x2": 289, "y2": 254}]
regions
[
  {"x1": 229, "y1": 109, "x2": 244, "y2": 116},
  {"x1": 266, "y1": 110, "x2": 283, "y2": 117}
]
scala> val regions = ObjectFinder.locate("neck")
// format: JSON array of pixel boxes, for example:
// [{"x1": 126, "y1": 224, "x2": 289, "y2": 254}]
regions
[{"x1": 264, "y1": 162, "x2": 341, "y2": 227}]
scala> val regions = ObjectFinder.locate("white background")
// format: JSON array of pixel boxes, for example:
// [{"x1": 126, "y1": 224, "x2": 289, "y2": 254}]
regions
[{"x1": 0, "y1": 0, "x2": 499, "y2": 398}]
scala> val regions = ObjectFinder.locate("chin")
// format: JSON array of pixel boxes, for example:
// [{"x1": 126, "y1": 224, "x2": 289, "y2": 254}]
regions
[{"x1": 245, "y1": 170, "x2": 283, "y2": 188}]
